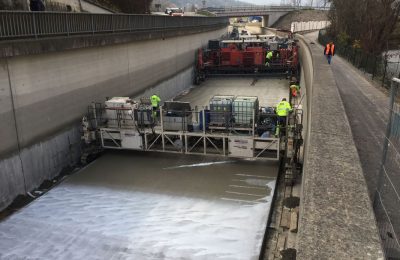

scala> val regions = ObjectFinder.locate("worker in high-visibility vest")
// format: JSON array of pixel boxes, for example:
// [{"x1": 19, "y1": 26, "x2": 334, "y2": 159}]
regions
[
  {"x1": 265, "y1": 50, "x2": 273, "y2": 67},
  {"x1": 324, "y1": 42, "x2": 335, "y2": 65},
  {"x1": 275, "y1": 98, "x2": 293, "y2": 136},
  {"x1": 290, "y1": 83, "x2": 300, "y2": 98},
  {"x1": 150, "y1": 94, "x2": 161, "y2": 118}
]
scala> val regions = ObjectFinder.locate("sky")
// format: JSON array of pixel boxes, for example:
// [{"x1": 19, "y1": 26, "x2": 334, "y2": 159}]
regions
[{"x1": 242, "y1": 0, "x2": 282, "y2": 4}]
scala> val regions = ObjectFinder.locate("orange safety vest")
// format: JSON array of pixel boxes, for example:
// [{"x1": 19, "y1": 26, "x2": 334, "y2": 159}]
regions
[{"x1": 325, "y1": 44, "x2": 335, "y2": 55}]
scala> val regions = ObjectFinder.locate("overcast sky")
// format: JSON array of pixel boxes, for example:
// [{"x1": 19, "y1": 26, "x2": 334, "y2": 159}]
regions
[{"x1": 242, "y1": 0, "x2": 282, "y2": 4}]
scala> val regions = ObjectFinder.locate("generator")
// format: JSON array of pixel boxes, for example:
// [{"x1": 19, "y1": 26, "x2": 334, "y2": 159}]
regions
[{"x1": 163, "y1": 101, "x2": 192, "y2": 131}]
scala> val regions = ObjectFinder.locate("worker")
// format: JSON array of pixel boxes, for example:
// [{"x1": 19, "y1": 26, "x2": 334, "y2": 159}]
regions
[
  {"x1": 290, "y1": 83, "x2": 300, "y2": 98},
  {"x1": 150, "y1": 94, "x2": 161, "y2": 118},
  {"x1": 265, "y1": 50, "x2": 273, "y2": 67},
  {"x1": 275, "y1": 98, "x2": 293, "y2": 136},
  {"x1": 324, "y1": 42, "x2": 335, "y2": 65}
]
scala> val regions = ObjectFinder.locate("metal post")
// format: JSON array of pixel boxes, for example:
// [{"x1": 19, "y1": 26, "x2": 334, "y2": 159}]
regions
[
  {"x1": 223, "y1": 137, "x2": 226, "y2": 156},
  {"x1": 374, "y1": 78, "x2": 399, "y2": 206},
  {"x1": 202, "y1": 109, "x2": 206, "y2": 135},
  {"x1": 185, "y1": 135, "x2": 188, "y2": 153},
  {"x1": 202, "y1": 109, "x2": 206, "y2": 155},
  {"x1": 91, "y1": 14, "x2": 94, "y2": 35},
  {"x1": 65, "y1": 13, "x2": 70, "y2": 36},
  {"x1": 32, "y1": 12, "x2": 38, "y2": 39},
  {"x1": 144, "y1": 132, "x2": 148, "y2": 150},
  {"x1": 111, "y1": 15, "x2": 114, "y2": 33},
  {"x1": 382, "y1": 52, "x2": 388, "y2": 87},
  {"x1": 91, "y1": 102, "x2": 98, "y2": 129},
  {"x1": 180, "y1": 134, "x2": 183, "y2": 153},
  {"x1": 252, "y1": 109, "x2": 255, "y2": 136},
  {"x1": 372, "y1": 56, "x2": 377, "y2": 80},
  {"x1": 160, "y1": 106, "x2": 165, "y2": 151}
]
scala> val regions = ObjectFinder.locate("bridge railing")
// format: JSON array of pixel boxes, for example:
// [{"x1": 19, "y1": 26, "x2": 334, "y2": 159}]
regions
[
  {"x1": 203, "y1": 5, "x2": 330, "y2": 13},
  {"x1": 0, "y1": 11, "x2": 228, "y2": 40}
]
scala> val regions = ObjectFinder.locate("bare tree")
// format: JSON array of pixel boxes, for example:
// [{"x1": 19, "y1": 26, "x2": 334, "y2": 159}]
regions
[{"x1": 328, "y1": 0, "x2": 400, "y2": 53}]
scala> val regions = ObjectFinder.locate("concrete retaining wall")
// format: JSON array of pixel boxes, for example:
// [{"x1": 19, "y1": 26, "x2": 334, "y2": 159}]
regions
[
  {"x1": 291, "y1": 21, "x2": 330, "y2": 33},
  {"x1": 296, "y1": 35, "x2": 384, "y2": 259},
  {"x1": 0, "y1": 27, "x2": 226, "y2": 210}
]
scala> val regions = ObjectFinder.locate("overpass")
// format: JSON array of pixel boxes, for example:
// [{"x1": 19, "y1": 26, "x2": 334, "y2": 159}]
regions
[
  {"x1": 203, "y1": 5, "x2": 329, "y2": 27},
  {"x1": 0, "y1": 11, "x2": 385, "y2": 260}
]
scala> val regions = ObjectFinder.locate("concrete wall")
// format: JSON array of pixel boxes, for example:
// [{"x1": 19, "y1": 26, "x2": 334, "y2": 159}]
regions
[
  {"x1": 291, "y1": 21, "x2": 330, "y2": 33},
  {"x1": 81, "y1": 0, "x2": 111, "y2": 13},
  {"x1": 46, "y1": 0, "x2": 82, "y2": 11},
  {"x1": 296, "y1": 35, "x2": 384, "y2": 259},
  {"x1": 268, "y1": 12, "x2": 287, "y2": 27},
  {"x1": 0, "y1": 27, "x2": 226, "y2": 210}
]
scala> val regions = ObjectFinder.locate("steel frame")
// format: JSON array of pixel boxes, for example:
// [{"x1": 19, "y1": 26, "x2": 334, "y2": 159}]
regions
[{"x1": 98, "y1": 107, "x2": 281, "y2": 160}]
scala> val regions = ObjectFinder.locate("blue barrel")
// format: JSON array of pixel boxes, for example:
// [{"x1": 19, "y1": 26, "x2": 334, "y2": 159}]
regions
[{"x1": 199, "y1": 110, "x2": 210, "y2": 130}]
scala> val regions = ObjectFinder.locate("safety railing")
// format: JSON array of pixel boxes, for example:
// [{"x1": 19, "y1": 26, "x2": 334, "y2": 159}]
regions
[
  {"x1": 203, "y1": 5, "x2": 330, "y2": 13},
  {"x1": 86, "y1": 104, "x2": 281, "y2": 159},
  {"x1": 0, "y1": 11, "x2": 228, "y2": 40},
  {"x1": 373, "y1": 78, "x2": 400, "y2": 258}
]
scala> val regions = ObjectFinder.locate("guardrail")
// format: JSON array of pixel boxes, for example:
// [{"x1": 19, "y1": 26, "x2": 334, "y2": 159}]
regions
[
  {"x1": 0, "y1": 11, "x2": 228, "y2": 40},
  {"x1": 203, "y1": 5, "x2": 330, "y2": 13}
]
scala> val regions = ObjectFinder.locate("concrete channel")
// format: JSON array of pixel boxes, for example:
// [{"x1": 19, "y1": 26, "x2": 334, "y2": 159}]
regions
[{"x1": 0, "y1": 77, "x2": 289, "y2": 259}]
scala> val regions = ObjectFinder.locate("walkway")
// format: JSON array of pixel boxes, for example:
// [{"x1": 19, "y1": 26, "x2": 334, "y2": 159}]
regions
[
  {"x1": 296, "y1": 32, "x2": 385, "y2": 259},
  {"x1": 305, "y1": 32, "x2": 400, "y2": 256}
]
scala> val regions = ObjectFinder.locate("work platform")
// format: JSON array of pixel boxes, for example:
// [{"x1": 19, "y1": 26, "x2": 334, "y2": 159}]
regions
[{"x1": 95, "y1": 78, "x2": 291, "y2": 161}]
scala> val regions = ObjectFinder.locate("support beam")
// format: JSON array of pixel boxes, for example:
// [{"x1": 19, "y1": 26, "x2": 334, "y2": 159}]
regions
[{"x1": 262, "y1": 15, "x2": 269, "y2": 27}]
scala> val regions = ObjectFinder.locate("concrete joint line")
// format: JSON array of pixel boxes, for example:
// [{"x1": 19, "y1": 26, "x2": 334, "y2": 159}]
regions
[{"x1": 5, "y1": 57, "x2": 27, "y2": 193}]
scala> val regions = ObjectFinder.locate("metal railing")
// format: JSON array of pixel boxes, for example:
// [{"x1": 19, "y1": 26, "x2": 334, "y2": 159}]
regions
[
  {"x1": 0, "y1": 11, "x2": 228, "y2": 40},
  {"x1": 203, "y1": 5, "x2": 330, "y2": 14},
  {"x1": 374, "y1": 78, "x2": 400, "y2": 259}
]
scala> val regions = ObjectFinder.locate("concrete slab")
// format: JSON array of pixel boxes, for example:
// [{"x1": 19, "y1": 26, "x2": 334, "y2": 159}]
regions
[
  {"x1": 175, "y1": 78, "x2": 289, "y2": 107},
  {"x1": 0, "y1": 151, "x2": 278, "y2": 260}
]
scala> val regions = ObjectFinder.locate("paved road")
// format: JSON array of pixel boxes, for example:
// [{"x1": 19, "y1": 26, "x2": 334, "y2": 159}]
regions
[
  {"x1": 305, "y1": 32, "x2": 400, "y2": 254},
  {"x1": 304, "y1": 32, "x2": 390, "y2": 196},
  {"x1": 176, "y1": 78, "x2": 288, "y2": 107}
]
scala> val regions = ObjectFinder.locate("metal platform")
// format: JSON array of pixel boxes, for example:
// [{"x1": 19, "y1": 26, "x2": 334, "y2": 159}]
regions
[
  {"x1": 96, "y1": 78, "x2": 290, "y2": 161},
  {"x1": 100, "y1": 125, "x2": 281, "y2": 160}
]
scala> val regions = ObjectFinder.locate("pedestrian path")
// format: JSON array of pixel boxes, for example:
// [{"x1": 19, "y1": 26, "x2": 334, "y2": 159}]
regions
[{"x1": 296, "y1": 32, "x2": 384, "y2": 260}]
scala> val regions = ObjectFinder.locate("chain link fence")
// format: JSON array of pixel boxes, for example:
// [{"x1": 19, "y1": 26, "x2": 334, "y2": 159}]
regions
[
  {"x1": 318, "y1": 29, "x2": 400, "y2": 89},
  {"x1": 373, "y1": 79, "x2": 400, "y2": 259}
]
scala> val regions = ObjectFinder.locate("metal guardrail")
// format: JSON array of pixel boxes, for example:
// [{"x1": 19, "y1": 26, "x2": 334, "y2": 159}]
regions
[
  {"x1": 0, "y1": 11, "x2": 228, "y2": 40},
  {"x1": 203, "y1": 5, "x2": 330, "y2": 13}
]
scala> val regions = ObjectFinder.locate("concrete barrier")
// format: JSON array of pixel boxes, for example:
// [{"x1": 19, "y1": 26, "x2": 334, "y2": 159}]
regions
[
  {"x1": 291, "y1": 21, "x2": 330, "y2": 33},
  {"x1": 0, "y1": 27, "x2": 226, "y2": 210},
  {"x1": 296, "y1": 34, "x2": 384, "y2": 259}
]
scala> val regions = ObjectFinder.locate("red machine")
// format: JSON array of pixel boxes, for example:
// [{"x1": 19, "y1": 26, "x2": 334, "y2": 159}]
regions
[{"x1": 195, "y1": 38, "x2": 300, "y2": 84}]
